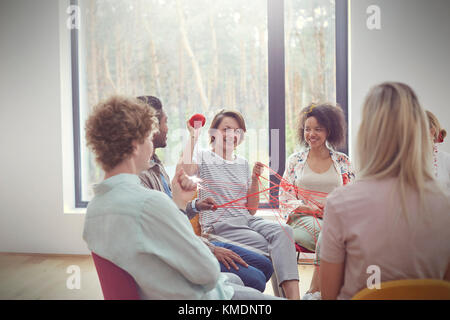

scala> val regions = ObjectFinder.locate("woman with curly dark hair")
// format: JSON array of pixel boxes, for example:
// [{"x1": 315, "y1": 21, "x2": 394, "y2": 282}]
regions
[{"x1": 279, "y1": 103, "x2": 355, "y2": 300}]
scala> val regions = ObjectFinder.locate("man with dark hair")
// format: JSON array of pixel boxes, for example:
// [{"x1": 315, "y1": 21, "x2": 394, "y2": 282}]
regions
[{"x1": 137, "y1": 96, "x2": 274, "y2": 293}]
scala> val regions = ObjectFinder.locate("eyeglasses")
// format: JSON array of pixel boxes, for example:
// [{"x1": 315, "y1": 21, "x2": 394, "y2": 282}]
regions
[{"x1": 218, "y1": 128, "x2": 244, "y2": 135}]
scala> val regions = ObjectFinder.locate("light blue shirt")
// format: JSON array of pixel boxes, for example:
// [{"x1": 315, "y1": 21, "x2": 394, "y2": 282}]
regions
[{"x1": 82, "y1": 174, "x2": 234, "y2": 300}]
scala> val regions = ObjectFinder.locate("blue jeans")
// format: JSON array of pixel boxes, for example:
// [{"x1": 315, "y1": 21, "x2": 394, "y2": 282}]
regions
[{"x1": 211, "y1": 241, "x2": 273, "y2": 292}]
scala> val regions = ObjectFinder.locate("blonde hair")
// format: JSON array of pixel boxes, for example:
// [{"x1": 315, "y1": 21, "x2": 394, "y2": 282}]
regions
[
  {"x1": 426, "y1": 110, "x2": 447, "y2": 143},
  {"x1": 357, "y1": 82, "x2": 434, "y2": 217}
]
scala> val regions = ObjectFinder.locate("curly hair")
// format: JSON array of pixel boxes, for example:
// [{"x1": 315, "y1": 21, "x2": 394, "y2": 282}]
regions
[
  {"x1": 85, "y1": 95, "x2": 159, "y2": 171},
  {"x1": 297, "y1": 103, "x2": 346, "y2": 149}
]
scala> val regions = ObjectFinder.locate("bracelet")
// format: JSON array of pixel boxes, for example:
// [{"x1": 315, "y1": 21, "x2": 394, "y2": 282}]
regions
[{"x1": 191, "y1": 198, "x2": 199, "y2": 213}]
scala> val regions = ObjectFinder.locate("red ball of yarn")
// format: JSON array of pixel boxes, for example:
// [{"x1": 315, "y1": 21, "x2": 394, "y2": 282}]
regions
[{"x1": 189, "y1": 114, "x2": 206, "y2": 128}]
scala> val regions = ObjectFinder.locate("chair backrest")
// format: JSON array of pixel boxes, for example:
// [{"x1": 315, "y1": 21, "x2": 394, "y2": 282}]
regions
[
  {"x1": 189, "y1": 192, "x2": 202, "y2": 236},
  {"x1": 190, "y1": 215, "x2": 202, "y2": 236},
  {"x1": 352, "y1": 279, "x2": 450, "y2": 300},
  {"x1": 91, "y1": 252, "x2": 140, "y2": 300},
  {"x1": 295, "y1": 243, "x2": 314, "y2": 254}
]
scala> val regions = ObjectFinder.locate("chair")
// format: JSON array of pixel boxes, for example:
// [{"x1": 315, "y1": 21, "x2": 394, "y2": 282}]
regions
[
  {"x1": 190, "y1": 214, "x2": 202, "y2": 236},
  {"x1": 295, "y1": 243, "x2": 315, "y2": 265},
  {"x1": 352, "y1": 279, "x2": 450, "y2": 300},
  {"x1": 91, "y1": 252, "x2": 140, "y2": 300}
]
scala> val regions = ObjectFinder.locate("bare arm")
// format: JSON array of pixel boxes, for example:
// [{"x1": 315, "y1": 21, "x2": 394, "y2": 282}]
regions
[
  {"x1": 247, "y1": 178, "x2": 260, "y2": 216},
  {"x1": 179, "y1": 120, "x2": 200, "y2": 176},
  {"x1": 320, "y1": 260, "x2": 345, "y2": 300},
  {"x1": 247, "y1": 162, "x2": 264, "y2": 215}
]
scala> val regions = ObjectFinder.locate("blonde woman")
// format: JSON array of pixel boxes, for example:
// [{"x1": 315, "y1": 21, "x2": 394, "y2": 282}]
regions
[
  {"x1": 320, "y1": 82, "x2": 450, "y2": 300},
  {"x1": 426, "y1": 110, "x2": 450, "y2": 190}
]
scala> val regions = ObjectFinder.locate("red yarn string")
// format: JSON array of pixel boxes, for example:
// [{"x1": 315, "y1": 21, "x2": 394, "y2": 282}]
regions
[{"x1": 195, "y1": 163, "x2": 328, "y2": 248}]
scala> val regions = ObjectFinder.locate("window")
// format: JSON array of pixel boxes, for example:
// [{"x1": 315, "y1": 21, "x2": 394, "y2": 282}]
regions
[
  {"x1": 284, "y1": 0, "x2": 338, "y2": 158},
  {"x1": 70, "y1": 0, "x2": 348, "y2": 208}
]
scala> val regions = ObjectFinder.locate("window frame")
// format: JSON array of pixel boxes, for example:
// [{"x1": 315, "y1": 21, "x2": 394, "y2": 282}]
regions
[{"x1": 70, "y1": 0, "x2": 348, "y2": 209}]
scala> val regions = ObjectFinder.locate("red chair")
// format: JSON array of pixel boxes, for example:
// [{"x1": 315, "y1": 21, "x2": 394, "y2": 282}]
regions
[
  {"x1": 91, "y1": 252, "x2": 141, "y2": 300},
  {"x1": 295, "y1": 243, "x2": 315, "y2": 263}
]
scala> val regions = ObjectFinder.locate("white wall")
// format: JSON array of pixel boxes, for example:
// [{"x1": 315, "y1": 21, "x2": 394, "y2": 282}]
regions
[
  {"x1": 349, "y1": 0, "x2": 450, "y2": 156},
  {"x1": 0, "y1": 0, "x2": 448, "y2": 255},
  {"x1": 0, "y1": 0, "x2": 89, "y2": 254}
]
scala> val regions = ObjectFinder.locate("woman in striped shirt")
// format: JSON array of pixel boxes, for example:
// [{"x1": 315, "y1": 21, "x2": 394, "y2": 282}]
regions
[{"x1": 180, "y1": 109, "x2": 300, "y2": 299}]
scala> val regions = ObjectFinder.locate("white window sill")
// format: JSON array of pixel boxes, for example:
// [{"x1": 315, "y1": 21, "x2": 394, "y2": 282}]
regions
[{"x1": 64, "y1": 207, "x2": 87, "y2": 215}]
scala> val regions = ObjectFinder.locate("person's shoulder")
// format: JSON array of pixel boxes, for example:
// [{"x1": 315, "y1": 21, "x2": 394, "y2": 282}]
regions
[
  {"x1": 195, "y1": 148, "x2": 214, "y2": 162},
  {"x1": 139, "y1": 189, "x2": 180, "y2": 219},
  {"x1": 327, "y1": 179, "x2": 373, "y2": 205},
  {"x1": 287, "y1": 149, "x2": 308, "y2": 164},
  {"x1": 140, "y1": 188, "x2": 173, "y2": 206},
  {"x1": 332, "y1": 150, "x2": 351, "y2": 163},
  {"x1": 234, "y1": 154, "x2": 249, "y2": 165},
  {"x1": 196, "y1": 148, "x2": 210, "y2": 155},
  {"x1": 138, "y1": 168, "x2": 155, "y2": 182}
]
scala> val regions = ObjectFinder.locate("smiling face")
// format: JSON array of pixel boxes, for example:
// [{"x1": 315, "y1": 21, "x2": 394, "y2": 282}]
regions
[
  {"x1": 215, "y1": 116, "x2": 243, "y2": 149},
  {"x1": 304, "y1": 116, "x2": 328, "y2": 149}
]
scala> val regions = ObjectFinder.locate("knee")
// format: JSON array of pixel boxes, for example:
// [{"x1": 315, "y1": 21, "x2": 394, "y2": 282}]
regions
[
  {"x1": 259, "y1": 257, "x2": 274, "y2": 281},
  {"x1": 272, "y1": 224, "x2": 294, "y2": 242},
  {"x1": 283, "y1": 224, "x2": 294, "y2": 238},
  {"x1": 224, "y1": 272, "x2": 244, "y2": 286},
  {"x1": 245, "y1": 268, "x2": 267, "y2": 292}
]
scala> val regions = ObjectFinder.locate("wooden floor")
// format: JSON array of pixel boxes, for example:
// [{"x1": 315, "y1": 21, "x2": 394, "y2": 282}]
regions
[{"x1": 0, "y1": 253, "x2": 314, "y2": 300}]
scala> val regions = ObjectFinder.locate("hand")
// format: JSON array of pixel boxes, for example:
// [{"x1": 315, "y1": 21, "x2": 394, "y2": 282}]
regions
[
  {"x1": 213, "y1": 247, "x2": 248, "y2": 271},
  {"x1": 294, "y1": 203, "x2": 323, "y2": 217},
  {"x1": 195, "y1": 197, "x2": 218, "y2": 211},
  {"x1": 186, "y1": 120, "x2": 201, "y2": 140},
  {"x1": 252, "y1": 162, "x2": 264, "y2": 181},
  {"x1": 171, "y1": 166, "x2": 197, "y2": 209}
]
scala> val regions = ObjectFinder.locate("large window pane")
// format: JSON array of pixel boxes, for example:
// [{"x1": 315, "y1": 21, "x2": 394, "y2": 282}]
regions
[
  {"x1": 284, "y1": 0, "x2": 336, "y2": 158},
  {"x1": 78, "y1": 0, "x2": 269, "y2": 202}
]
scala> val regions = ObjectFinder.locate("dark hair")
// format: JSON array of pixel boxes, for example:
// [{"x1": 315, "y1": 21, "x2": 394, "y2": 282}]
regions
[
  {"x1": 137, "y1": 96, "x2": 163, "y2": 120},
  {"x1": 298, "y1": 103, "x2": 346, "y2": 149}
]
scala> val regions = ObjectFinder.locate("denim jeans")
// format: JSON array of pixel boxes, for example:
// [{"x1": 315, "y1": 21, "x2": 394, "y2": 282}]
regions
[{"x1": 211, "y1": 241, "x2": 273, "y2": 292}]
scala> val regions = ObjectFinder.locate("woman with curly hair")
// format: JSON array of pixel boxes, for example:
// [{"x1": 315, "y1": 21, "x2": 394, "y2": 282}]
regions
[{"x1": 279, "y1": 103, "x2": 355, "y2": 300}]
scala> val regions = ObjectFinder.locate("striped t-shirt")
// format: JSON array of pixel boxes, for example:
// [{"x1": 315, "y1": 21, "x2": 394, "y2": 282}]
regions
[{"x1": 193, "y1": 149, "x2": 252, "y2": 233}]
